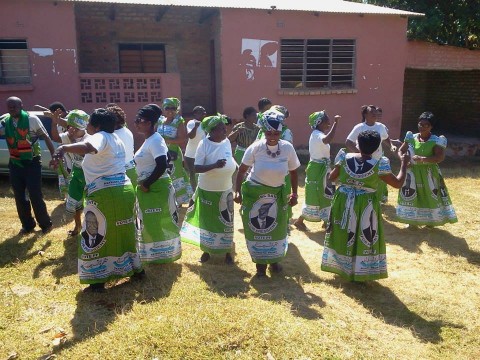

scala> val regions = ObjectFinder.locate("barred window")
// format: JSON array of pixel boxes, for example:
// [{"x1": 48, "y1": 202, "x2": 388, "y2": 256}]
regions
[
  {"x1": 280, "y1": 39, "x2": 355, "y2": 89},
  {"x1": 0, "y1": 40, "x2": 31, "y2": 85},
  {"x1": 119, "y1": 44, "x2": 166, "y2": 73}
]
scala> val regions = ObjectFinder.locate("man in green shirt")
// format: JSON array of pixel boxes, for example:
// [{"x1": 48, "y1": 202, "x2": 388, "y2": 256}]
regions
[{"x1": 1, "y1": 97, "x2": 54, "y2": 234}]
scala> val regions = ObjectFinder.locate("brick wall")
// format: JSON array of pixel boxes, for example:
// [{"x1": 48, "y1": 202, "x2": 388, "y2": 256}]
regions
[
  {"x1": 426, "y1": 70, "x2": 480, "y2": 135},
  {"x1": 74, "y1": 3, "x2": 216, "y2": 114},
  {"x1": 402, "y1": 69, "x2": 480, "y2": 136},
  {"x1": 407, "y1": 40, "x2": 480, "y2": 70},
  {"x1": 401, "y1": 69, "x2": 428, "y2": 136}
]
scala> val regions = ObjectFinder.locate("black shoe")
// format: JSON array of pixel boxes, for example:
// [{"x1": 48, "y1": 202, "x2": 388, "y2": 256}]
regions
[
  {"x1": 83, "y1": 283, "x2": 105, "y2": 293},
  {"x1": 200, "y1": 252, "x2": 211, "y2": 263},
  {"x1": 225, "y1": 253, "x2": 234, "y2": 265},
  {"x1": 41, "y1": 223, "x2": 53, "y2": 234},
  {"x1": 18, "y1": 227, "x2": 35, "y2": 235},
  {"x1": 269, "y1": 263, "x2": 283, "y2": 274},
  {"x1": 131, "y1": 269, "x2": 146, "y2": 280},
  {"x1": 255, "y1": 264, "x2": 267, "y2": 277}
]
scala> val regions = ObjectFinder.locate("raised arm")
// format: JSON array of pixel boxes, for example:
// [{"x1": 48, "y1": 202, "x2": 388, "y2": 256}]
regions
[
  {"x1": 323, "y1": 115, "x2": 340, "y2": 144},
  {"x1": 379, "y1": 153, "x2": 410, "y2": 188}
]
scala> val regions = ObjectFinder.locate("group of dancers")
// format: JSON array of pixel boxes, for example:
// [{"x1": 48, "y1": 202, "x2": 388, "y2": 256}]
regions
[{"x1": 3, "y1": 95, "x2": 458, "y2": 291}]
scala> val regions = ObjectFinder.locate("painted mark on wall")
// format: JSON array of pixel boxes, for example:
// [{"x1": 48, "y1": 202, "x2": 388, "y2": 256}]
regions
[
  {"x1": 240, "y1": 39, "x2": 278, "y2": 81},
  {"x1": 31, "y1": 48, "x2": 78, "y2": 76},
  {"x1": 32, "y1": 48, "x2": 53, "y2": 57}
]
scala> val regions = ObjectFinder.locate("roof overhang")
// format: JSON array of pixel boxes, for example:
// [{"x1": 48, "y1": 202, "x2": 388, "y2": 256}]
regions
[{"x1": 58, "y1": 0, "x2": 424, "y2": 17}]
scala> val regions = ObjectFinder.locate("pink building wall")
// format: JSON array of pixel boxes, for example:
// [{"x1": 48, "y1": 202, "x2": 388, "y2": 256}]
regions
[
  {"x1": 0, "y1": 0, "x2": 80, "y2": 113},
  {"x1": 219, "y1": 9, "x2": 409, "y2": 147}
]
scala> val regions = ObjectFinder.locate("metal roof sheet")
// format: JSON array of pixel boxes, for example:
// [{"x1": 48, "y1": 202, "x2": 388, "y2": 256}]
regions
[{"x1": 60, "y1": 0, "x2": 424, "y2": 17}]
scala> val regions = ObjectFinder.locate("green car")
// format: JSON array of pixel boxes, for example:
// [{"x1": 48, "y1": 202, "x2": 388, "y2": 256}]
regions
[{"x1": 0, "y1": 111, "x2": 58, "y2": 177}]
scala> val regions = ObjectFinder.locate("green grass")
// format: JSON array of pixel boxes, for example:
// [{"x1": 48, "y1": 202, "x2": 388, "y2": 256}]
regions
[{"x1": 0, "y1": 162, "x2": 479, "y2": 359}]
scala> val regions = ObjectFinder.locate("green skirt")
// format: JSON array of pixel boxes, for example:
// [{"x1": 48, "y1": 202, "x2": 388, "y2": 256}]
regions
[
  {"x1": 301, "y1": 159, "x2": 333, "y2": 222},
  {"x1": 78, "y1": 174, "x2": 142, "y2": 284},
  {"x1": 396, "y1": 164, "x2": 457, "y2": 226},
  {"x1": 57, "y1": 161, "x2": 70, "y2": 199},
  {"x1": 65, "y1": 165, "x2": 86, "y2": 214},
  {"x1": 180, "y1": 188, "x2": 234, "y2": 254},
  {"x1": 234, "y1": 146, "x2": 246, "y2": 166},
  {"x1": 378, "y1": 180, "x2": 388, "y2": 204},
  {"x1": 126, "y1": 160, "x2": 138, "y2": 189},
  {"x1": 321, "y1": 186, "x2": 387, "y2": 281},
  {"x1": 168, "y1": 144, "x2": 193, "y2": 205},
  {"x1": 240, "y1": 180, "x2": 288, "y2": 264},
  {"x1": 136, "y1": 176, "x2": 181, "y2": 263}
]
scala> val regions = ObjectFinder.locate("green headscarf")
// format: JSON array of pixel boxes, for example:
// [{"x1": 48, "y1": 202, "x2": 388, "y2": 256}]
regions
[
  {"x1": 308, "y1": 111, "x2": 328, "y2": 129},
  {"x1": 66, "y1": 109, "x2": 88, "y2": 130},
  {"x1": 162, "y1": 98, "x2": 180, "y2": 110},
  {"x1": 201, "y1": 114, "x2": 228, "y2": 134}
]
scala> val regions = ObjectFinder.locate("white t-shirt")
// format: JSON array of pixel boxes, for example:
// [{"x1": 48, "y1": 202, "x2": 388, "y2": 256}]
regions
[
  {"x1": 134, "y1": 133, "x2": 169, "y2": 181},
  {"x1": 114, "y1": 127, "x2": 135, "y2": 164},
  {"x1": 82, "y1": 132, "x2": 126, "y2": 184},
  {"x1": 60, "y1": 132, "x2": 89, "y2": 168},
  {"x1": 346, "y1": 122, "x2": 389, "y2": 160},
  {"x1": 184, "y1": 119, "x2": 206, "y2": 158},
  {"x1": 242, "y1": 139, "x2": 301, "y2": 187},
  {"x1": 309, "y1": 130, "x2": 330, "y2": 160},
  {"x1": 195, "y1": 138, "x2": 236, "y2": 191}
]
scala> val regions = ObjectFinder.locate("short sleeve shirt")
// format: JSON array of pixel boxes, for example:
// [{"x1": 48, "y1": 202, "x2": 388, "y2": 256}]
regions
[
  {"x1": 309, "y1": 129, "x2": 330, "y2": 160},
  {"x1": 134, "y1": 133, "x2": 169, "y2": 181},
  {"x1": 82, "y1": 132, "x2": 126, "y2": 184},
  {"x1": 242, "y1": 139, "x2": 300, "y2": 187},
  {"x1": 347, "y1": 122, "x2": 389, "y2": 160}
]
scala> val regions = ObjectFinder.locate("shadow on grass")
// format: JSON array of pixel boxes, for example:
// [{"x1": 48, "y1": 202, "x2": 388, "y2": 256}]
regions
[
  {"x1": 0, "y1": 232, "x2": 52, "y2": 268},
  {"x1": 32, "y1": 234, "x2": 78, "y2": 281},
  {"x1": 249, "y1": 243, "x2": 325, "y2": 320},
  {"x1": 326, "y1": 278, "x2": 463, "y2": 343},
  {"x1": 57, "y1": 263, "x2": 182, "y2": 356},
  {"x1": 298, "y1": 225, "x2": 326, "y2": 246},
  {"x1": 382, "y1": 206, "x2": 480, "y2": 266},
  {"x1": 184, "y1": 243, "x2": 325, "y2": 320}
]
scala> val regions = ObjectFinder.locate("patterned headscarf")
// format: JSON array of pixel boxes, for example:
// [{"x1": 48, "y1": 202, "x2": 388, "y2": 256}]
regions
[
  {"x1": 270, "y1": 105, "x2": 289, "y2": 119},
  {"x1": 201, "y1": 113, "x2": 228, "y2": 134},
  {"x1": 66, "y1": 109, "x2": 88, "y2": 130},
  {"x1": 258, "y1": 109, "x2": 284, "y2": 132},
  {"x1": 308, "y1": 111, "x2": 328, "y2": 129},
  {"x1": 162, "y1": 97, "x2": 180, "y2": 111}
]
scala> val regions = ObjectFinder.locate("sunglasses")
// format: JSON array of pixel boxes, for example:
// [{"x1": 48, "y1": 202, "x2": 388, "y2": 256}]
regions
[
  {"x1": 164, "y1": 107, "x2": 177, "y2": 111},
  {"x1": 134, "y1": 117, "x2": 148, "y2": 124}
]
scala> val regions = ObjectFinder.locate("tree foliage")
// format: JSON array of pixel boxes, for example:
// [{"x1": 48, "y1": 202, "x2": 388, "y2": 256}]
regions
[{"x1": 355, "y1": 1, "x2": 479, "y2": 48}]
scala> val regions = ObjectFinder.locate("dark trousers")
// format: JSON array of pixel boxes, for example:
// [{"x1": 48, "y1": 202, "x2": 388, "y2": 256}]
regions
[{"x1": 9, "y1": 157, "x2": 51, "y2": 230}]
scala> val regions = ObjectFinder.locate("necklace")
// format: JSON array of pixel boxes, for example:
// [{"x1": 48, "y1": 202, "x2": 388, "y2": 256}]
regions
[{"x1": 266, "y1": 143, "x2": 281, "y2": 158}]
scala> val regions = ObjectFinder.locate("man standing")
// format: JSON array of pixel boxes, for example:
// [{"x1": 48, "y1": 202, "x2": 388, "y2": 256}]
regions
[{"x1": 0, "y1": 97, "x2": 54, "y2": 234}]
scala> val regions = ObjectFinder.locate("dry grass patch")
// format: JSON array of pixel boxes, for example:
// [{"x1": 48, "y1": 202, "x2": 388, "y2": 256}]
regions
[{"x1": 0, "y1": 161, "x2": 479, "y2": 359}]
